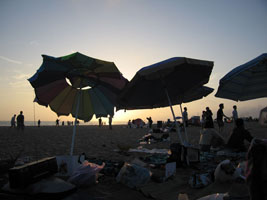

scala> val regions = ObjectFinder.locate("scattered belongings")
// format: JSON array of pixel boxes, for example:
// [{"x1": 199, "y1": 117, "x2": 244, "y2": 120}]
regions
[
  {"x1": 86, "y1": 158, "x2": 124, "y2": 177},
  {"x1": 140, "y1": 154, "x2": 169, "y2": 165},
  {"x1": 56, "y1": 155, "x2": 85, "y2": 177},
  {"x1": 139, "y1": 133, "x2": 170, "y2": 144},
  {"x1": 150, "y1": 162, "x2": 176, "y2": 183},
  {"x1": 68, "y1": 160, "x2": 105, "y2": 187},
  {"x1": 128, "y1": 147, "x2": 169, "y2": 154},
  {"x1": 116, "y1": 162, "x2": 151, "y2": 188},
  {"x1": 189, "y1": 172, "x2": 213, "y2": 188}
]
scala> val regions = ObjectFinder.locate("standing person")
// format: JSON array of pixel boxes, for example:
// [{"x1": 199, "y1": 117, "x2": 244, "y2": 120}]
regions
[
  {"x1": 17, "y1": 111, "x2": 24, "y2": 131},
  {"x1": 204, "y1": 107, "x2": 214, "y2": 128},
  {"x1": 232, "y1": 105, "x2": 238, "y2": 124},
  {"x1": 10, "y1": 114, "x2": 16, "y2": 128},
  {"x1": 201, "y1": 111, "x2": 206, "y2": 129},
  {"x1": 146, "y1": 117, "x2": 153, "y2": 129},
  {"x1": 108, "y1": 115, "x2": 113, "y2": 130},
  {"x1": 182, "y1": 107, "x2": 189, "y2": 127},
  {"x1": 56, "y1": 119, "x2": 59, "y2": 126},
  {"x1": 98, "y1": 118, "x2": 102, "y2": 127},
  {"x1": 38, "y1": 119, "x2": 41, "y2": 127},
  {"x1": 127, "y1": 120, "x2": 132, "y2": 128},
  {"x1": 217, "y1": 103, "x2": 230, "y2": 133}
]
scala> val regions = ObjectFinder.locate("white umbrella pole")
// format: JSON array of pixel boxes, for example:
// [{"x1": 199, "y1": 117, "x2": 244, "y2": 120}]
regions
[
  {"x1": 70, "y1": 90, "x2": 81, "y2": 156},
  {"x1": 180, "y1": 104, "x2": 189, "y2": 143},
  {"x1": 165, "y1": 89, "x2": 184, "y2": 145}
]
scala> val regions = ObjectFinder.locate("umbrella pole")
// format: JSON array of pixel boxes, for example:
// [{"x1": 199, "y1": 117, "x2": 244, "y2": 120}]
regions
[
  {"x1": 70, "y1": 90, "x2": 81, "y2": 156},
  {"x1": 180, "y1": 104, "x2": 189, "y2": 143},
  {"x1": 164, "y1": 89, "x2": 184, "y2": 145}
]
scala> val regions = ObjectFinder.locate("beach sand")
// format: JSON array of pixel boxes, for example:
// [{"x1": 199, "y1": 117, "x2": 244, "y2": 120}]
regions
[{"x1": 0, "y1": 122, "x2": 266, "y2": 199}]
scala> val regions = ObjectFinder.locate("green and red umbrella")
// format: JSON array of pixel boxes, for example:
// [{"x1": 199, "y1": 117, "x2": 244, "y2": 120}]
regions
[
  {"x1": 28, "y1": 52, "x2": 128, "y2": 155},
  {"x1": 29, "y1": 52, "x2": 128, "y2": 122}
]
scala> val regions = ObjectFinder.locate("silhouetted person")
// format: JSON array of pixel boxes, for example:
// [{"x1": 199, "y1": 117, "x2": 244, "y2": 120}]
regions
[
  {"x1": 182, "y1": 107, "x2": 188, "y2": 127},
  {"x1": 146, "y1": 117, "x2": 153, "y2": 129},
  {"x1": 10, "y1": 114, "x2": 16, "y2": 128},
  {"x1": 204, "y1": 107, "x2": 214, "y2": 128},
  {"x1": 56, "y1": 119, "x2": 59, "y2": 126},
  {"x1": 99, "y1": 118, "x2": 102, "y2": 127},
  {"x1": 232, "y1": 105, "x2": 238, "y2": 124},
  {"x1": 128, "y1": 120, "x2": 132, "y2": 128},
  {"x1": 109, "y1": 115, "x2": 113, "y2": 130},
  {"x1": 38, "y1": 119, "x2": 41, "y2": 127},
  {"x1": 17, "y1": 111, "x2": 24, "y2": 131},
  {"x1": 227, "y1": 118, "x2": 253, "y2": 152},
  {"x1": 217, "y1": 103, "x2": 229, "y2": 133}
]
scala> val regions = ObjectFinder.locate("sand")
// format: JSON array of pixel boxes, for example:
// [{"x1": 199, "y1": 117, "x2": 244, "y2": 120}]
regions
[{"x1": 0, "y1": 122, "x2": 266, "y2": 200}]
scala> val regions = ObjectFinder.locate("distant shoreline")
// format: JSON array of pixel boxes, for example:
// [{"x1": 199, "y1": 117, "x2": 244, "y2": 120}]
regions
[{"x1": 0, "y1": 121, "x2": 128, "y2": 126}]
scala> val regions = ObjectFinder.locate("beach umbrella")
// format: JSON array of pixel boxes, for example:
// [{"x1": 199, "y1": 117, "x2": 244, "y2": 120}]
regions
[
  {"x1": 118, "y1": 57, "x2": 213, "y2": 144},
  {"x1": 28, "y1": 52, "x2": 128, "y2": 155},
  {"x1": 215, "y1": 53, "x2": 267, "y2": 101}
]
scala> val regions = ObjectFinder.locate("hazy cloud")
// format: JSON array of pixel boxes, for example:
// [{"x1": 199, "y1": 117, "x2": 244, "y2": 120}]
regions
[
  {"x1": 29, "y1": 40, "x2": 39, "y2": 46},
  {"x1": 0, "y1": 55, "x2": 22, "y2": 65},
  {"x1": 13, "y1": 73, "x2": 31, "y2": 80}
]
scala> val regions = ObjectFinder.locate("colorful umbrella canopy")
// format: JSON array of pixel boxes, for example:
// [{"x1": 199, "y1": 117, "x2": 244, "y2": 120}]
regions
[
  {"x1": 29, "y1": 52, "x2": 128, "y2": 122},
  {"x1": 215, "y1": 53, "x2": 267, "y2": 101}
]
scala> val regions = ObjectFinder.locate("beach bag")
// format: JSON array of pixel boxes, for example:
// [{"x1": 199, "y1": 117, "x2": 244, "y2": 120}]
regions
[
  {"x1": 68, "y1": 160, "x2": 105, "y2": 187},
  {"x1": 116, "y1": 163, "x2": 151, "y2": 188}
]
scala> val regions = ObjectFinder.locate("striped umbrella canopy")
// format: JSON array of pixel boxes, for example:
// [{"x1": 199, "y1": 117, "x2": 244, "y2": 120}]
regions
[
  {"x1": 215, "y1": 53, "x2": 267, "y2": 101},
  {"x1": 118, "y1": 57, "x2": 213, "y2": 110},
  {"x1": 117, "y1": 57, "x2": 213, "y2": 145},
  {"x1": 29, "y1": 52, "x2": 128, "y2": 122}
]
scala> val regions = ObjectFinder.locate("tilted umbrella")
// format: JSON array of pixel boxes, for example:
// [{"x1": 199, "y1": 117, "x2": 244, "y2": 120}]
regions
[
  {"x1": 28, "y1": 52, "x2": 128, "y2": 155},
  {"x1": 118, "y1": 57, "x2": 213, "y2": 144},
  {"x1": 215, "y1": 53, "x2": 267, "y2": 101}
]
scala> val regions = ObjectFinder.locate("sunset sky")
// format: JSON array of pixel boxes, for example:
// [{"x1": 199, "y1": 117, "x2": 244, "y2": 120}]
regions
[{"x1": 0, "y1": 0, "x2": 266, "y2": 125}]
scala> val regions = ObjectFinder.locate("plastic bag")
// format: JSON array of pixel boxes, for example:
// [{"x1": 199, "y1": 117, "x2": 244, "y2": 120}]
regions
[
  {"x1": 116, "y1": 163, "x2": 151, "y2": 188},
  {"x1": 68, "y1": 160, "x2": 105, "y2": 187}
]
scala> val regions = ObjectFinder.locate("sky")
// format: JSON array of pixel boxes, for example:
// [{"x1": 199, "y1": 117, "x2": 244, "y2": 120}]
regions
[{"x1": 0, "y1": 0, "x2": 266, "y2": 125}]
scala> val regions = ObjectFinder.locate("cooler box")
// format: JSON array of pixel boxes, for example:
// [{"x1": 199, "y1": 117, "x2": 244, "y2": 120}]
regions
[{"x1": 8, "y1": 157, "x2": 58, "y2": 188}]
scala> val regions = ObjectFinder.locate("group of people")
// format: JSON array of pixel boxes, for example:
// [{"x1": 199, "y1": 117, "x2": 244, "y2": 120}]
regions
[
  {"x1": 199, "y1": 103, "x2": 253, "y2": 152},
  {"x1": 200, "y1": 104, "x2": 239, "y2": 132},
  {"x1": 10, "y1": 111, "x2": 24, "y2": 130},
  {"x1": 98, "y1": 116, "x2": 113, "y2": 130}
]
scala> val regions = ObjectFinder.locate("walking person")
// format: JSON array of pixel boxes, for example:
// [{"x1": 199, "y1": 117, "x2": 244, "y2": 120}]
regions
[
  {"x1": 232, "y1": 105, "x2": 238, "y2": 125},
  {"x1": 56, "y1": 119, "x2": 59, "y2": 126},
  {"x1": 98, "y1": 118, "x2": 102, "y2": 127},
  {"x1": 10, "y1": 114, "x2": 16, "y2": 128},
  {"x1": 146, "y1": 117, "x2": 153, "y2": 129},
  {"x1": 182, "y1": 107, "x2": 189, "y2": 127},
  {"x1": 109, "y1": 115, "x2": 113, "y2": 130},
  {"x1": 17, "y1": 111, "x2": 24, "y2": 131},
  {"x1": 216, "y1": 103, "x2": 230, "y2": 134},
  {"x1": 204, "y1": 107, "x2": 214, "y2": 128},
  {"x1": 38, "y1": 119, "x2": 41, "y2": 127}
]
